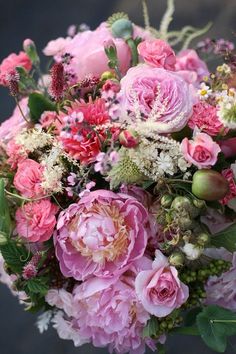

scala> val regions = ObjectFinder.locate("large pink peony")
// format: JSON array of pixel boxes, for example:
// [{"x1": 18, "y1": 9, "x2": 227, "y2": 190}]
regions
[
  {"x1": 54, "y1": 190, "x2": 151, "y2": 280},
  {"x1": 120, "y1": 65, "x2": 194, "y2": 133},
  {"x1": 181, "y1": 132, "x2": 221, "y2": 169},
  {"x1": 135, "y1": 250, "x2": 189, "y2": 317},
  {"x1": 175, "y1": 49, "x2": 209, "y2": 82},
  {"x1": 43, "y1": 23, "x2": 153, "y2": 81},
  {"x1": 0, "y1": 97, "x2": 29, "y2": 147},
  {"x1": 14, "y1": 159, "x2": 45, "y2": 198},
  {"x1": 16, "y1": 199, "x2": 58, "y2": 242},
  {"x1": 0, "y1": 51, "x2": 32, "y2": 86}
]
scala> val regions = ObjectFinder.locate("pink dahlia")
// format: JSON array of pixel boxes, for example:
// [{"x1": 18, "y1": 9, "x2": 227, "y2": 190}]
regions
[
  {"x1": 135, "y1": 250, "x2": 189, "y2": 317},
  {"x1": 120, "y1": 65, "x2": 194, "y2": 133},
  {"x1": 16, "y1": 199, "x2": 58, "y2": 242},
  {"x1": 221, "y1": 168, "x2": 236, "y2": 205},
  {"x1": 175, "y1": 49, "x2": 209, "y2": 82},
  {"x1": 188, "y1": 102, "x2": 227, "y2": 136},
  {"x1": 59, "y1": 98, "x2": 110, "y2": 164},
  {"x1": 54, "y1": 190, "x2": 150, "y2": 281},
  {"x1": 0, "y1": 51, "x2": 32, "y2": 86}
]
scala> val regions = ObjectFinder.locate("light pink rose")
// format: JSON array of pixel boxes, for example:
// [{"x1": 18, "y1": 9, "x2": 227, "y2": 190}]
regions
[
  {"x1": 13, "y1": 159, "x2": 45, "y2": 198},
  {"x1": 135, "y1": 250, "x2": 189, "y2": 317},
  {"x1": 0, "y1": 97, "x2": 29, "y2": 147},
  {"x1": 181, "y1": 132, "x2": 221, "y2": 169},
  {"x1": 120, "y1": 64, "x2": 194, "y2": 133},
  {"x1": 137, "y1": 39, "x2": 176, "y2": 70},
  {"x1": 175, "y1": 49, "x2": 209, "y2": 82},
  {"x1": 43, "y1": 37, "x2": 72, "y2": 57},
  {"x1": 0, "y1": 51, "x2": 32, "y2": 86},
  {"x1": 16, "y1": 199, "x2": 58, "y2": 242},
  {"x1": 54, "y1": 190, "x2": 151, "y2": 281}
]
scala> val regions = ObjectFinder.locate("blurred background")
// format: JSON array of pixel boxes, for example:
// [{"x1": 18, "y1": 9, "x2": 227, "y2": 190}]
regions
[{"x1": 0, "y1": 0, "x2": 236, "y2": 353}]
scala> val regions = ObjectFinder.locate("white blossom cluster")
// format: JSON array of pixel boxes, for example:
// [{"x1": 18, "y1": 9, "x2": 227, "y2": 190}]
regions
[
  {"x1": 15, "y1": 128, "x2": 53, "y2": 153},
  {"x1": 216, "y1": 89, "x2": 236, "y2": 129}
]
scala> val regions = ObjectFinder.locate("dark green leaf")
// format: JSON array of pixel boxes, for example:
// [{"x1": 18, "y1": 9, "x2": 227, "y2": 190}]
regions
[
  {"x1": 26, "y1": 277, "x2": 49, "y2": 296},
  {"x1": 171, "y1": 326, "x2": 199, "y2": 336},
  {"x1": 0, "y1": 179, "x2": 11, "y2": 235},
  {"x1": 157, "y1": 343, "x2": 166, "y2": 354},
  {"x1": 0, "y1": 241, "x2": 29, "y2": 273},
  {"x1": 28, "y1": 92, "x2": 56, "y2": 123},
  {"x1": 211, "y1": 223, "x2": 236, "y2": 252},
  {"x1": 143, "y1": 316, "x2": 159, "y2": 338},
  {"x1": 196, "y1": 305, "x2": 236, "y2": 353},
  {"x1": 184, "y1": 307, "x2": 202, "y2": 326}
]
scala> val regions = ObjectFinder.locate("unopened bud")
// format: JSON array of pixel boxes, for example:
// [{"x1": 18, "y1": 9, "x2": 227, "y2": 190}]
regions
[
  {"x1": 161, "y1": 194, "x2": 173, "y2": 208},
  {"x1": 111, "y1": 18, "x2": 133, "y2": 40},
  {"x1": 23, "y1": 38, "x2": 39, "y2": 65},
  {"x1": 119, "y1": 129, "x2": 139, "y2": 148},
  {"x1": 169, "y1": 252, "x2": 185, "y2": 267},
  {"x1": 197, "y1": 232, "x2": 210, "y2": 246},
  {"x1": 0, "y1": 232, "x2": 8, "y2": 246}
]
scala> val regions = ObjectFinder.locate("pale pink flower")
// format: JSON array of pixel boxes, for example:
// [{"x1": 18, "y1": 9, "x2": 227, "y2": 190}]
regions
[
  {"x1": 181, "y1": 132, "x2": 221, "y2": 169},
  {"x1": 135, "y1": 250, "x2": 189, "y2": 317},
  {"x1": 137, "y1": 39, "x2": 176, "y2": 70},
  {"x1": 6, "y1": 139, "x2": 27, "y2": 169},
  {"x1": 54, "y1": 190, "x2": 150, "y2": 281},
  {"x1": 43, "y1": 37, "x2": 72, "y2": 57},
  {"x1": 175, "y1": 49, "x2": 209, "y2": 82},
  {"x1": 0, "y1": 51, "x2": 32, "y2": 86},
  {"x1": 13, "y1": 159, "x2": 45, "y2": 198},
  {"x1": 120, "y1": 65, "x2": 194, "y2": 133},
  {"x1": 0, "y1": 97, "x2": 29, "y2": 147},
  {"x1": 16, "y1": 199, "x2": 58, "y2": 242},
  {"x1": 188, "y1": 102, "x2": 227, "y2": 136}
]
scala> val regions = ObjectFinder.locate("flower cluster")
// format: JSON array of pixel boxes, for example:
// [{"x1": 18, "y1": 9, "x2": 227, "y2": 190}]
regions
[{"x1": 0, "y1": 3, "x2": 236, "y2": 354}]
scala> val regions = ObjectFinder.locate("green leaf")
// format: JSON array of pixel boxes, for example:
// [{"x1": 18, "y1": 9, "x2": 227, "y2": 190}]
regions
[
  {"x1": 196, "y1": 305, "x2": 236, "y2": 353},
  {"x1": 171, "y1": 326, "x2": 199, "y2": 336},
  {"x1": 211, "y1": 223, "x2": 236, "y2": 252},
  {"x1": 0, "y1": 242, "x2": 29, "y2": 273},
  {"x1": 28, "y1": 92, "x2": 56, "y2": 123},
  {"x1": 184, "y1": 307, "x2": 202, "y2": 326},
  {"x1": 26, "y1": 277, "x2": 49, "y2": 296},
  {"x1": 0, "y1": 179, "x2": 11, "y2": 235},
  {"x1": 157, "y1": 343, "x2": 166, "y2": 354},
  {"x1": 143, "y1": 316, "x2": 159, "y2": 338}
]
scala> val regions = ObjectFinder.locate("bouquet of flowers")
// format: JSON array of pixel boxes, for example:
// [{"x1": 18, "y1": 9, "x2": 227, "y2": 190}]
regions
[{"x1": 1, "y1": 1, "x2": 236, "y2": 353}]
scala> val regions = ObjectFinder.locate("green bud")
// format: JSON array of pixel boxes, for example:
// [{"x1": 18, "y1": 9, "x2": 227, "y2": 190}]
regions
[
  {"x1": 23, "y1": 39, "x2": 40, "y2": 65},
  {"x1": 0, "y1": 232, "x2": 8, "y2": 246},
  {"x1": 171, "y1": 196, "x2": 199, "y2": 218},
  {"x1": 161, "y1": 194, "x2": 173, "y2": 208},
  {"x1": 197, "y1": 232, "x2": 210, "y2": 246},
  {"x1": 192, "y1": 170, "x2": 229, "y2": 201},
  {"x1": 111, "y1": 18, "x2": 133, "y2": 40},
  {"x1": 192, "y1": 198, "x2": 206, "y2": 209},
  {"x1": 100, "y1": 71, "x2": 116, "y2": 81},
  {"x1": 169, "y1": 252, "x2": 185, "y2": 267}
]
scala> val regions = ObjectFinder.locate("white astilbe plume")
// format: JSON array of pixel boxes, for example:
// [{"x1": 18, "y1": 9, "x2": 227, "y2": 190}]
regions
[
  {"x1": 15, "y1": 128, "x2": 53, "y2": 153},
  {"x1": 36, "y1": 310, "x2": 53, "y2": 334}
]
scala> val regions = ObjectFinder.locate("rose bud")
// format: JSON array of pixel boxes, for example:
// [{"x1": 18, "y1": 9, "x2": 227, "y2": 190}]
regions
[
  {"x1": 197, "y1": 232, "x2": 210, "y2": 246},
  {"x1": 169, "y1": 252, "x2": 185, "y2": 267},
  {"x1": 192, "y1": 170, "x2": 229, "y2": 201},
  {"x1": 119, "y1": 129, "x2": 139, "y2": 148},
  {"x1": 23, "y1": 38, "x2": 39, "y2": 65}
]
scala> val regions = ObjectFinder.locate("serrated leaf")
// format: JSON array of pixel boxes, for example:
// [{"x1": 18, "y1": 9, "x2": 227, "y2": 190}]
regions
[
  {"x1": 196, "y1": 305, "x2": 236, "y2": 353},
  {"x1": 211, "y1": 223, "x2": 236, "y2": 252},
  {"x1": 0, "y1": 179, "x2": 11, "y2": 235},
  {"x1": 0, "y1": 242, "x2": 29, "y2": 273},
  {"x1": 26, "y1": 277, "x2": 49, "y2": 296},
  {"x1": 143, "y1": 316, "x2": 159, "y2": 338},
  {"x1": 28, "y1": 92, "x2": 56, "y2": 123}
]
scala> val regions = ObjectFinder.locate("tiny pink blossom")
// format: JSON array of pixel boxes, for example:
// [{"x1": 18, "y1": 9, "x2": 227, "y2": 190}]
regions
[
  {"x1": 0, "y1": 51, "x2": 32, "y2": 86},
  {"x1": 16, "y1": 199, "x2": 58, "y2": 242},
  {"x1": 181, "y1": 132, "x2": 221, "y2": 169},
  {"x1": 135, "y1": 250, "x2": 189, "y2": 317},
  {"x1": 175, "y1": 49, "x2": 209, "y2": 82},
  {"x1": 137, "y1": 39, "x2": 176, "y2": 70}
]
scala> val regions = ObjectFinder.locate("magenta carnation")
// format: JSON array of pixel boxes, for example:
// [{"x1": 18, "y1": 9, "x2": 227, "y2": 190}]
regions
[
  {"x1": 120, "y1": 65, "x2": 194, "y2": 133},
  {"x1": 54, "y1": 190, "x2": 150, "y2": 280}
]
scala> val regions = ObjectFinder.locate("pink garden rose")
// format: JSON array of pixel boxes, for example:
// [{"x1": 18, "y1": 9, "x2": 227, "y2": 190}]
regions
[
  {"x1": 0, "y1": 51, "x2": 32, "y2": 86},
  {"x1": 181, "y1": 132, "x2": 221, "y2": 169},
  {"x1": 120, "y1": 65, "x2": 194, "y2": 133},
  {"x1": 175, "y1": 49, "x2": 209, "y2": 82},
  {"x1": 14, "y1": 159, "x2": 45, "y2": 198},
  {"x1": 137, "y1": 39, "x2": 176, "y2": 70},
  {"x1": 135, "y1": 250, "x2": 189, "y2": 317},
  {"x1": 0, "y1": 97, "x2": 29, "y2": 147},
  {"x1": 16, "y1": 199, "x2": 58, "y2": 242},
  {"x1": 43, "y1": 23, "x2": 153, "y2": 82},
  {"x1": 54, "y1": 190, "x2": 151, "y2": 281}
]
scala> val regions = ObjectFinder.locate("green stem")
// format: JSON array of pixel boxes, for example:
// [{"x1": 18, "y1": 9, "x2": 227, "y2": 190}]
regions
[
  {"x1": 167, "y1": 179, "x2": 193, "y2": 184},
  {"x1": 210, "y1": 320, "x2": 236, "y2": 324},
  {"x1": 126, "y1": 38, "x2": 139, "y2": 66}
]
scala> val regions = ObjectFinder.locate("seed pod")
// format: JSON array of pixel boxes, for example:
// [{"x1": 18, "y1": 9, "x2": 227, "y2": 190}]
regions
[{"x1": 192, "y1": 170, "x2": 229, "y2": 201}]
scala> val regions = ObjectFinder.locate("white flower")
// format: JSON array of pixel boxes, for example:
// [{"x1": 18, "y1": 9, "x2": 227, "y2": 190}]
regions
[
  {"x1": 217, "y1": 92, "x2": 236, "y2": 129},
  {"x1": 197, "y1": 82, "x2": 212, "y2": 100},
  {"x1": 36, "y1": 310, "x2": 53, "y2": 334},
  {"x1": 156, "y1": 151, "x2": 174, "y2": 175},
  {"x1": 217, "y1": 63, "x2": 231, "y2": 75},
  {"x1": 181, "y1": 243, "x2": 203, "y2": 260}
]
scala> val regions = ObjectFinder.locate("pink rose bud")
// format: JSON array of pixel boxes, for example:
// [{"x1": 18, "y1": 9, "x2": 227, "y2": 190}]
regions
[
  {"x1": 103, "y1": 39, "x2": 116, "y2": 50},
  {"x1": 23, "y1": 38, "x2": 34, "y2": 51},
  {"x1": 23, "y1": 38, "x2": 39, "y2": 64},
  {"x1": 119, "y1": 129, "x2": 139, "y2": 148}
]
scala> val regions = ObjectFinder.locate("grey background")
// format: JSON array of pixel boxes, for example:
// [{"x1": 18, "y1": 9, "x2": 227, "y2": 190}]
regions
[{"x1": 0, "y1": 0, "x2": 236, "y2": 353}]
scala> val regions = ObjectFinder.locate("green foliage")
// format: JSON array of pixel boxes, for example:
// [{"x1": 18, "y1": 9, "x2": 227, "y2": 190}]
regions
[
  {"x1": 16, "y1": 67, "x2": 37, "y2": 92},
  {"x1": 0, "y1": 179, "x2": 11, "y2": 235},
  {"x1": 196, "y1": 305, "x2": 236, "y2": 353},
  {"x1": 143, "y1": 316, "x2": 159, "y2": 338},
  {"x1": 0, "y1": 241, "x2": 29, "y2": 273},
  {"x1": 26, "y1": 276, "x2": 49, "y2": 296},
  {"x1": 28, "y1": 92, "x2": 56, "y2": 123},
  {"x1": 211, "y1": 223, "x2": 236, "y2": 252}
]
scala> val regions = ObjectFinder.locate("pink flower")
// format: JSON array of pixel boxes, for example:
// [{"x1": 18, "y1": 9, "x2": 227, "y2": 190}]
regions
[
  {"x1": 175, "y1": 49, "x2": 209, "y2": 82},
  {"x1": 221, "y1": 169, "x2": 236, "y2": 205},
  {"x1": 137, "y1": 39, "x2": 176, "y2": 70},
  {"x1": 135, "y1": 250, "x2": 189, "y2": 317},
  {"x1": 0, "y1": 51, "x2": 32, "y2": 86},
  {"x1": 219, "y1": 137, "x2": 236, "y2": 158},
  {"x1": 0, "y1": 97, "x2": 29, "y2": 147},
  {"x1": 120, "y1": 65, "x2": 194, "y2": 133},
  {"x1": 13, "y1": 159, "x2": 45, "y2": 198},
  {"x1": 54, "y1": 190, "x2": 150, "y2": 281},
  {"x1": 40, "y1": 111, "x2": 62, "y2": 133},
  {"x1": 16, "y1": 199, "x2": 58, "y2": 242},
  {"x1": 181, "y1": 133, "x2": 221, "y2": 169},
  {"x1": 6, "y1": 139, "x2": 27, "y2": 169},
  {"x1": 43, "y1": 37, "x2": 72, "y2": 57},
  {"x1": 188, "y1": 102, "x2": 227, "y2": 136}
]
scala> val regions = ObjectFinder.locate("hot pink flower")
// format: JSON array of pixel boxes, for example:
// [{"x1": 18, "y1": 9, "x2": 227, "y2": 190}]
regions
[
  {"x1": 0, "y1": 51, "x2": 32, "y2": 86},
  {"x1": 0, "y1": 97, "x2": 28, "y2": 147},
  {"x1": 54, "y1": 190, "x2": 150, "y2": 281},
  {"x1": 188, "y1": 102, "x2": 227, "y2": 136},
  {"x1": 137, "y1": 39, "x2": 176, "y2": 70},
  {"x1": 175, "y1": 49, "x2": 209, "y2": 82},
  {"x1": 181, "y1": 133, "x2": 221, "y2": 169},
  {"x1": 221, "y1": 168, "x2": 236, "y2": 205},
  {"x1": 14, "y1": 159, "x2": 45, "y2": 198},
  {"x1": 40, "y1": 111, "x2": 62, "y2": 133},
  {"x1": 16, "y1": 199, "x2": 58, "y2": 242},
  {"x1": 120, "y1": 65, "x2": 194, "y2": 133},
  {"x1": 135, "y1": 250, "x2": 189, "y2": 317}
]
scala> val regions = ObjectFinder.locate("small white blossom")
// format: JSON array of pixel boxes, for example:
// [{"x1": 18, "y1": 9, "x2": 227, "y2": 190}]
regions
[
  {"x1": 197, "y1": 82, "x2": 212, "y2": 100},
  {"x1": 36, "y1": 310, "x2": 53, "y2": 334},
  {"x1": 181, "y1": 243, "x2": 203, "y2": 260}
]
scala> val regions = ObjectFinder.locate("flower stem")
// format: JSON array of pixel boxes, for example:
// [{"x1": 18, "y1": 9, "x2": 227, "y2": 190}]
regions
[{"x1": 126, "y1": 38, "x2": 139, "y2": 66}]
